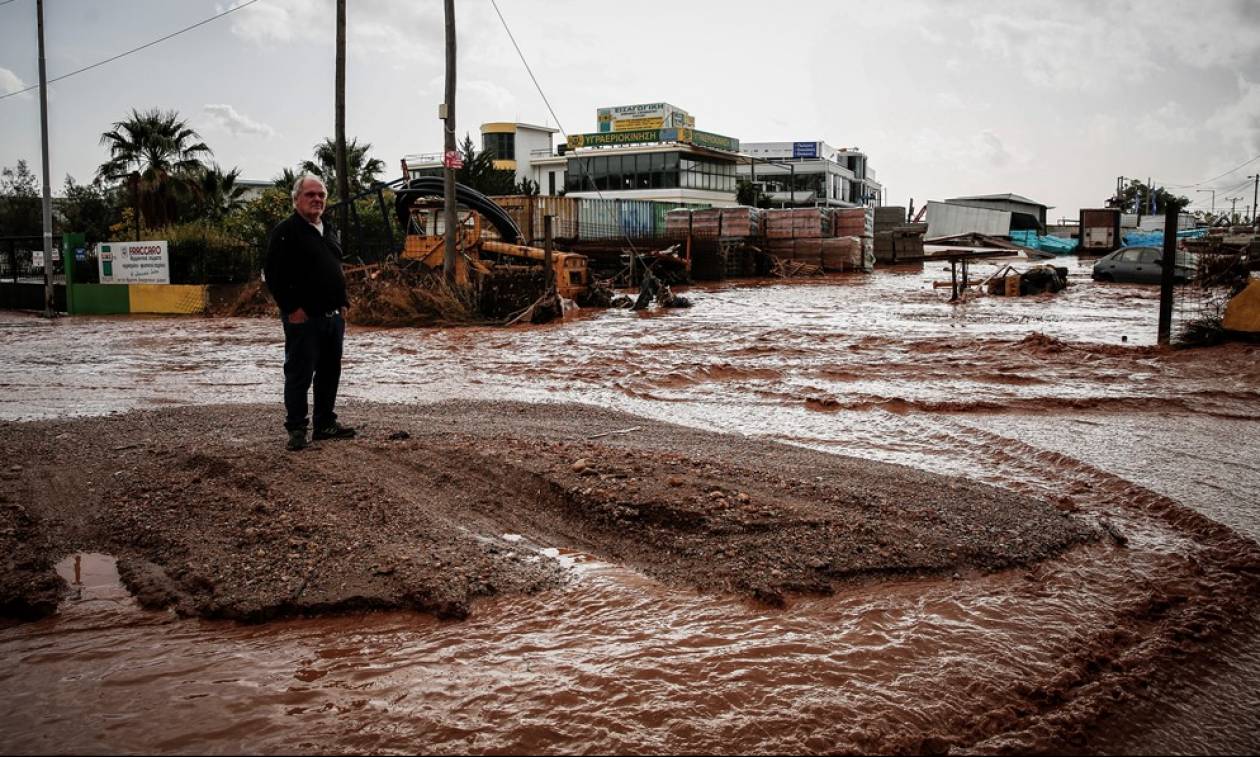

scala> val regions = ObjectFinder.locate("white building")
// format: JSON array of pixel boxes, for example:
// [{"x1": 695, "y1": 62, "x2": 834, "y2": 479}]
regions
[
  {"x1": 737, "y1": 141, "x2": 882, "y2": 208},
  {"x1": 401, "y1": 122, "x2": 560, "y2": 191},
  {"x1": 560, "y1": 103, "x2": 743, "y2": 207}
]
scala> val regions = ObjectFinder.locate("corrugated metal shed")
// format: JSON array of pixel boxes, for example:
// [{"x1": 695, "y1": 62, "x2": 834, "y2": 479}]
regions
[
  {"x1": 925, "y1": 201, "x2": 1011, "y2": 238},
  {"x1": 944, "y1": 193, "x2": 1048, "y2": 227}
]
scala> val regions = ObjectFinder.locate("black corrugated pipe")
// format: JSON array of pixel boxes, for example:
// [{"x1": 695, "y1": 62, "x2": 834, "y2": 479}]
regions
[{"x1": 393, "y1": 178, "x2": 521, "y2": 244}]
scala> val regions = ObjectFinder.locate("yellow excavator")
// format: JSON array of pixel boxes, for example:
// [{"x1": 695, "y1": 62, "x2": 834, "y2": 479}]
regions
[{"x1": 395, "y1": 179, "x2": 589, "y2": 301}]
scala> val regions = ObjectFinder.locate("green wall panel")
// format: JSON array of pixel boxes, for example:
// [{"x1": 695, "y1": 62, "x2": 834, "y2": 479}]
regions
[{"x1": 70, "y1": 284, "x2": 130, "y2": 314}]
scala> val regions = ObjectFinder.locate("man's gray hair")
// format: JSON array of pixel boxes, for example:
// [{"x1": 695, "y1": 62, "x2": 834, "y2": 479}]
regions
[{"x1": 291, "y1": 174, "x2": 326, "y2": 203}]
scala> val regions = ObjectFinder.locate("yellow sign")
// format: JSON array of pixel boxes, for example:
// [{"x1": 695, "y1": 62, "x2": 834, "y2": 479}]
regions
[{"x1": 612, "y1": 116, "x2": 664, "y2": 132}]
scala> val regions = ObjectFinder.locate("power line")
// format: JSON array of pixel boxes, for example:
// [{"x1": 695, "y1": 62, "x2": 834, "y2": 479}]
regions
[
  {"x1": 488, "y1": 0, "x2": 643, "y2": 258},
  {"x1": 0, "y1": 0, "x2": 261, "y2": 102},
  {"x1": 487, "y1": 0, "x2": 566, "y2": 138},
  {"x1": 1159, "y1": 152, "x2": 1260, "y2": 189}
]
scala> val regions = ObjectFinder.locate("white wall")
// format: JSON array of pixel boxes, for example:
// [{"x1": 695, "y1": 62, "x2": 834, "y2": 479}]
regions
[{"x1": 925, "y1": 201, "x2": 1012, "y2": 238}]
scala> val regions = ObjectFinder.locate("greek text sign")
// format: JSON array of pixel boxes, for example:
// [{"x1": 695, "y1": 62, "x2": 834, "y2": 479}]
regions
[{"x1": 99, "y1": 241, "x2": 170, "y2": 284}]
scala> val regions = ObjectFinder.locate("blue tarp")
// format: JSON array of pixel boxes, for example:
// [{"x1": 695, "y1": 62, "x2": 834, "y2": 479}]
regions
[
  {"x1": 1009, "y1": 230, "x2": 1079, "y2": 253},
  {"x1": 1121, "y1": 227, "x2": 1208, "y2": 247}
]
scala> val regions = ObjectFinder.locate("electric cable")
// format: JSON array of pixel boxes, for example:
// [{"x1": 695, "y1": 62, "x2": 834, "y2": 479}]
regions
[
  {"x1": 0, "y1": 0, "x2": 262, "y2": 102},
  {"x1": 489, "y1": 0, "x2": 649, "y2": 263},
  {"x1": 1157, "y1": 153, "x2": 1260, "y2": 189}
]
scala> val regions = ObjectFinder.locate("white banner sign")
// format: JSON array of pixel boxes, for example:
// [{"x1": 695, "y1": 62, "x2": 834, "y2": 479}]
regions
[
  {"x1": 99, "y1": 240, "x2": 170, "y2": 284},
  {"x1": 31, "y1": 249, "x2": 43, "y2": 269}
]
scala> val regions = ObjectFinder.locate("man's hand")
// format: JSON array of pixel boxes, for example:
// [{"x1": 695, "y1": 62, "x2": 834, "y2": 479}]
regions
[{"x1": 288, "y1": 307, "x2": 308, "y2": 324}]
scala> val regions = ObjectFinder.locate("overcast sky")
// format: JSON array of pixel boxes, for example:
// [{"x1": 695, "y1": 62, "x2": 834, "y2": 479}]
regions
[{"x1": 2, "y1": 0, "x2": 1259, "y2": 221}]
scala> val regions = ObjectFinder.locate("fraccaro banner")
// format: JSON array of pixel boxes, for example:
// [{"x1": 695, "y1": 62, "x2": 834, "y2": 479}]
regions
[{"x1": 98, "y1": 240, "x2": 171, "y2": 284}]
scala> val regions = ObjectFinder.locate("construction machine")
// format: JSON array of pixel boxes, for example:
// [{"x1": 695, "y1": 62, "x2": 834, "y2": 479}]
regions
[{"x1": 394, "y1": 179, "x2": 589, "y2": 300}]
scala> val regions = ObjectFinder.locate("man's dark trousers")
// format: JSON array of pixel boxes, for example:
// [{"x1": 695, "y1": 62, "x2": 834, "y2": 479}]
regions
[{"x1": 282, "y1": 312, "x2": 344, "y2": 432}]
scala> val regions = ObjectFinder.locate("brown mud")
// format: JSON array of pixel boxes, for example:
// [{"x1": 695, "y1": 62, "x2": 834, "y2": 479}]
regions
[
  {"x1": 0, "y1": 400, "x2": 1094, "y2": 624},
  {"x1": 4, "y1": 259, "x2": 1260, "y2": 753}
]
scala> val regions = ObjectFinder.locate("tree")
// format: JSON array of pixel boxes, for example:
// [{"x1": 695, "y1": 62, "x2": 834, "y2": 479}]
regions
[
  {"x1": 516, "y1": 177, "x2": 540, "y2": 197},
  {"x1": 191, "y1": 164, "x2": 248, "y2": 222},
  {"x1": 737, "y1": 179, "x2": 771, "y2": 209},
  {"x1": 301, "y1": 138, "x2": 385, "y2": 199},
  {"x1": 96, "y1": 108, "x2": 212, "y2": 228},
  {"x1": 0, "y1": 160, "x2": 42, "y2": 236},
  {"x1": 1107, "y1": 179, "x2": 1188, "y2": 215},
  {"x1": 59, "y1": 175, "x2": 120, "y2": 244},
  {"x1": 454, "y1": 133, "x2": 516, "y2": 196},
  {"x1": 272, "y1": 167, "x2": 300, "y2": 191}
]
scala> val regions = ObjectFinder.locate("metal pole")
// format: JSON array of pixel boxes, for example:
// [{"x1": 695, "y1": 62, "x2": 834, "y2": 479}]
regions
[
  {"x1": 543, "y1": 214, "x2": 554, "y2": 296},
  {"x1": 334, "y1": 0, "x2": 350, "y2": 257},
  {"x1": 133, "y1": 173, "x2": 141, "y2": 241},
  {"x1": 36, "y1": 0, "x2": 54, "y2": 317},
  {"x1": 1250, "y1": 175, "x2": 1259, "y2": 224},
  {"x1": 442, "y1": 0, "x2": 458, "y2": 282},
  {"x1": 1157, "y1": 201, "x2": 1181, "y2": 346}
]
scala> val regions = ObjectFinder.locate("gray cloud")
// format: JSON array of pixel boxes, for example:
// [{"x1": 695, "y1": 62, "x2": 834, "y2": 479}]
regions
[
  {"x1": 0, "y1": 67, "x2": 27, "y2": 97},
  {"x1": 202, "y1": 104, "x2": 276, "y2": 138}
]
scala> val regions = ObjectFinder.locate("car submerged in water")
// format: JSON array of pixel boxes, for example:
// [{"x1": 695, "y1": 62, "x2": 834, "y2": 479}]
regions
[{"x1": 1091, "y1": 245, "x2": 1199, "y2": 284}]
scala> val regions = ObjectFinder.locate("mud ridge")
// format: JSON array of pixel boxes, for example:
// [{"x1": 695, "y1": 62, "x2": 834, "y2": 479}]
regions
[{"x1": 0, "y1": 400, "x2": 1095, "y2": 624}]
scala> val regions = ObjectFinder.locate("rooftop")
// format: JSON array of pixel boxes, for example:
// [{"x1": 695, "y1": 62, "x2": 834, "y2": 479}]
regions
[{"x1": 947, "y1": 193, "x2": 1048, "y2": 208}]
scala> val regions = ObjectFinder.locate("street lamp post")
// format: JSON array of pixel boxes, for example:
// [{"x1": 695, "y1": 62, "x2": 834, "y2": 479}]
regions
[{"x1": 1195, "y1": 188, "x2": 1215, "y2": 214}]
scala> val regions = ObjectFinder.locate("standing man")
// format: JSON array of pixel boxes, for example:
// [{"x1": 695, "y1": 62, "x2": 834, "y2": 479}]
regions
[{"x1": 264, "y1": 174, "x2": 356, "y2": 451}]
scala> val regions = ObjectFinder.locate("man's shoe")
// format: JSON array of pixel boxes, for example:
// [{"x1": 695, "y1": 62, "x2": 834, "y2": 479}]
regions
[
  {"x1": 313, "y1": 422, "x2": 356, "y2": 441},
  {"x1": 286, "y1": 429, "x2": 309, "y2": 451}
]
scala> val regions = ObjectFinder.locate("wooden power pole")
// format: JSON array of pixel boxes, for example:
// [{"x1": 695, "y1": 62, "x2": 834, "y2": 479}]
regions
[
  {"x1": 442, "y1": 0, "x2": 458, "y2": 282},
  {"x1": 334, "y1": 0, "x2": 350, "y2": 251},
  {"x1": 1157, "y1": 200, "x2": 1184, "y2": 346},
  {"x1": 36, "y1": 0, "x2": 54, "y2": 318}
]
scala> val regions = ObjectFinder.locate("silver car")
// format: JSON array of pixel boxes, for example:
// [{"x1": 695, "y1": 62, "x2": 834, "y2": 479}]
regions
[{"x1": 1091, "y1": 246, "x2": 1198, "y2": 284}]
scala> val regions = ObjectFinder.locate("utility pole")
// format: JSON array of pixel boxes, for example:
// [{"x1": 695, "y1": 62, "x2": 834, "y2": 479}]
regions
[
  {"x1": 442, "y1": 0, "x2": 457, "y2": 282},
  {"x1": 1157, "y1": 199, "x2": 1184, "y2": 346},
  {"x1": 36, "y1": 0, "x2": 54, "y2": 318},
  {"x1": 334, "y1": 0, "x2": 350, "y2": 255},
  {"x1": 1229, "y1": 196, "x2": 1240, "y2": 223},
  {"x1": 1195, "y1": 188, "x2": 1215, "y2": 214},
  {"x1": 1249, "y1": 174, "x2": 1259, "y2": 224}
]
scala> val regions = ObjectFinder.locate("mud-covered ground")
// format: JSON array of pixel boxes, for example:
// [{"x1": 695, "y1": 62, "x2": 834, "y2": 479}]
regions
[{"x1": 0, "y1": 400, "x2": 1096, "y2": 624}]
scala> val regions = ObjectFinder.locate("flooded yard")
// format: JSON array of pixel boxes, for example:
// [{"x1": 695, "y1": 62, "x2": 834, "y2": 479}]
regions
[{"x1": 1, "y1": 255, "x2": 1258, "y2": 754}]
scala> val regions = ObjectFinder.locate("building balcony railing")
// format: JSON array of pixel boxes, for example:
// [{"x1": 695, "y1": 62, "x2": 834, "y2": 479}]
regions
[{"x1": 402, "y1": 152, "x2": 443, "y2": 165}]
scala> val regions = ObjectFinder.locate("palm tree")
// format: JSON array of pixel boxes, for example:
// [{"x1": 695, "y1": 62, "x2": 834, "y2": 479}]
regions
[
  {"x1": 193, "y1": 164, "x2": 248, "y2": 222},
  {"x1": 300, "y1": 138, "x2": 385, "y2": 199},
  {"x1": 96, "y1": 108, "x2": 212, "y2": 228},
  {"x1": 272, "y1": 167, "x2": 300, "y2": 191}
]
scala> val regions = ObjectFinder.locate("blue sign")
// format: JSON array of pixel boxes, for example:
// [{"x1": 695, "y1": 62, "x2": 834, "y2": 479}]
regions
[
  {"x1": 792, "y1": 141, "x2": 818, "y2": 158},
  {"x1": 75, "y1": 247, "x2": 87, "y2": 262}
]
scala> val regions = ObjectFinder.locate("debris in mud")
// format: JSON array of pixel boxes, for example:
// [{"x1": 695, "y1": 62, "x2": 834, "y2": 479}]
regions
[
  {"x1": 981, "y1": 264, "x2": 1069, "y2": 297},
  {"x1": 351, "y1": 264, "x2": 482, "y2": 327},
  {"x1": 0, "y1": 401, "x2": 1099, "y2": 624}
]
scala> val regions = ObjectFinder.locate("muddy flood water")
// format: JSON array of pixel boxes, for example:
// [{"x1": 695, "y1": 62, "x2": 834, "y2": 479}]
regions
[{"x1": 2, "y1": 255, "x2": 1259, "y2": 754}]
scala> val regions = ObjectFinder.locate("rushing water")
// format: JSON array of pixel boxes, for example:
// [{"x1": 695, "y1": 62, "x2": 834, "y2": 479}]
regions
[{"x1": 1, "y1": 256, "x2": 1258, "y2": 754}]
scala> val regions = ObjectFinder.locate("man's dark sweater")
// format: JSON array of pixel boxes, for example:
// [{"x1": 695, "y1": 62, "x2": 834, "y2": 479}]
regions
[{"x1": 263, "y1": 213, "x2": 348, "y2": 316}]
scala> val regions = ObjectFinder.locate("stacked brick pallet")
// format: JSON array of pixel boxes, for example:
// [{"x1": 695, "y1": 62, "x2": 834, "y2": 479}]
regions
[
  {"x1": 820, "y1": 237, "x2": 869, "y2": 272},
  {"x1": 765, "y1": 208, "x2": 831, "y2": 239},
  {"x1": 720, "y1": 207, "x2": 764, "y2": 238},
  {"x1": 831, "y1": 207, "x2": 873, "y2": 237},
  {"x1": 689, "y1": 208, "x2": 723, "y2": 239},
  {"x1": 828, "y1": 207, "x2": 875, "y2": 271},
  {"x1": 663, "y1": 209, "x2": 692, "y2": 237}
]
